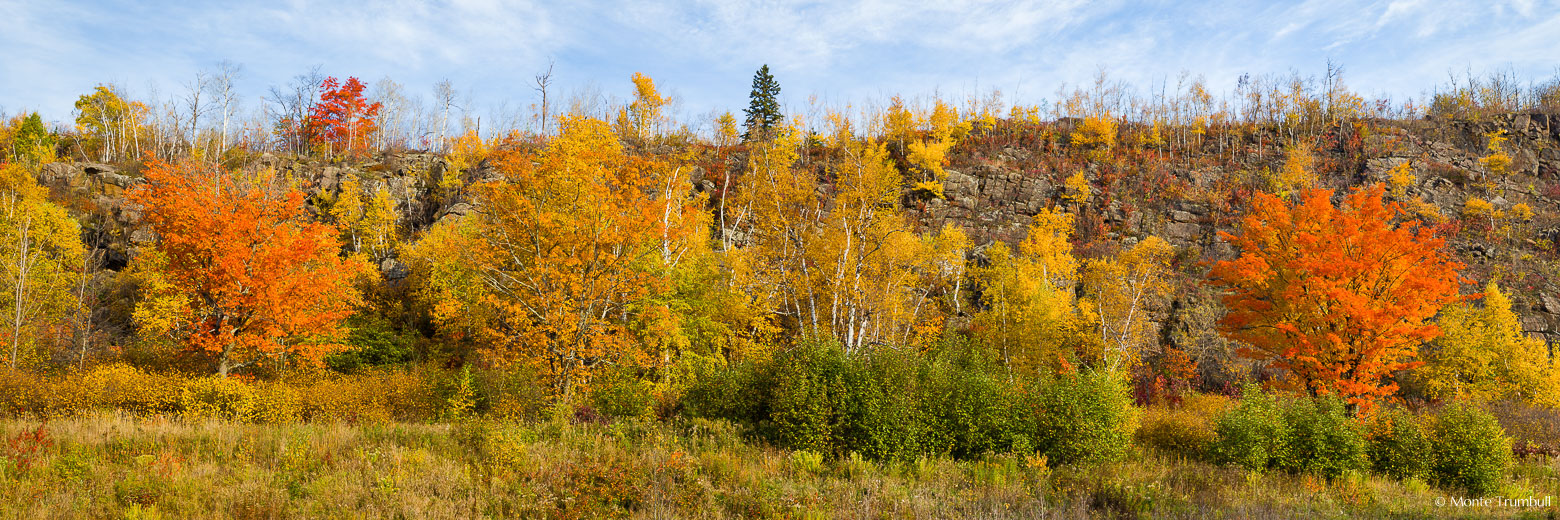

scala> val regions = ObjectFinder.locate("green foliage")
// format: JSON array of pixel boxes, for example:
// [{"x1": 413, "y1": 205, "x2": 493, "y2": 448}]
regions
[
  {"x1": 1031, "y1": 370, "x2": 1138, "y2": 465},
  {"x1": 324, "y1": 316, "x2": 416, "y2": 373},
  {"x1": 683, "y1": 337, "x2": 1045, "y2": 462},
  {"x1": 1365, "y1": 406, "x2": 1431, "y2": 481},
  {"x1": 438, "y1": 366, "x2": 478, "y2": 421},
  {"x1": 1428, "y1": 403, "x2": 1512, "y2": 496},
  {"x1": 590, "y1": 364, "x2": 655, "y2": 419},
  {"x1": 10, "y1": 113, "x2": 54, "y2": 166},
  {"x1": 1210, "y1": 386, "x2": 1290, "y2": 471},
  {"x1": 921, "y1": 357, "x2": 1031, "y2": 458},
  {"x1": 742, "y1": 65, "x2": 783, "y2": 141},
  {"x1": 1276, "y1": 395, "x2": 1366, "y2": 478}
]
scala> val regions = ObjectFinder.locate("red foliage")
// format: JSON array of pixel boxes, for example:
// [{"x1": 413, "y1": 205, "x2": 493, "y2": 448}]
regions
[
  {"x1": 309, "y1": 76, "x2": 381, "y2": 157},
  {"x1": 1209, "y1": 184, "x2": 1465, "y2": 410}
]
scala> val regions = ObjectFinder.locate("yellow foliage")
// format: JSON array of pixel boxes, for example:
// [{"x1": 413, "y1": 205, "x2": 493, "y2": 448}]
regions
[
  {"x1": 1, "y1": 191, "x2": 87, "y2": 369},
  {"x1": 715, "y1": 112, "x2": 739, "y2": 147},
  {"x1": 1083, "y1": 236, "x2": 1176, "y2": 372},
  {"x1": 973, "y1": 208, "x2": 1089, "y2": 374},
  {"x1": 1386, "y1": 161, "x2": 1416, "y2": 198},
  {"x1": 1480, "y1": 131, "x2": 1512, "y2": 178},
  {"x1": 1070, "y1": 115, "x2": 1116, "y2": 154},
  {"x1": 1510, "y1": 203, "x2": 1533, "y2": 222},
  {"x1": 618, "y1": 72, "x2": 669, "y2": 142},
  {"x1": 1463, "y1": 197, "x2": 1498, "y2": 222},
  {"x1": 1062, "y1": 172, "x2": 1091, "y2": 205},
  {"x1": 1419, "y1": 282, "x2": 1559, "y2": 407},
  {"x1": 1269, "y1": 141, "x2": 1317, "y2": 196}
]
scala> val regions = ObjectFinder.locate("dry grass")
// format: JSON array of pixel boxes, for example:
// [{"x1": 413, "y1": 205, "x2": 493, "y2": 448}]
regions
[{"x1": 1, "y1": 413, "x2": 1556, "y2": 519}]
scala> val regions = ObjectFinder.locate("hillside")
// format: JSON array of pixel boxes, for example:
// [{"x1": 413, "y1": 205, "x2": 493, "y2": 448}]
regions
[{"x1": 29, "y1": 111, "x2": 1560, "y2": 389}]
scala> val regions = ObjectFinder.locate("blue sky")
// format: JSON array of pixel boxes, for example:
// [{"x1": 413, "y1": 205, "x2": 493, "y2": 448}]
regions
[{"x1": 2, "y1": 0, "x2": 1557, "y2": 130}]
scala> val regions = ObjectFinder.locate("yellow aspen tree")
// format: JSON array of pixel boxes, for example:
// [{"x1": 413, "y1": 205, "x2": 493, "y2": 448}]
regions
[
  {"x1": 1083, "y1": 236, "x2": 1176, "y2": 372},
  {"x1": 972, "y1": 208, "x2": 1088, "y2": 375},
  {"x1": 410, "y1": 115, "x2": 699, "y2": 397},
  {"x1": 1419, "y1": 282, "x2": 1559, "y2": 406}
]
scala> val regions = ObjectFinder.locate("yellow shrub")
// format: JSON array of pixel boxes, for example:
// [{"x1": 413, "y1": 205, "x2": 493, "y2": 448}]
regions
[
  {"x1": 242, "y1": 382, "x2": 300, "y2": 423},
  {"x1": 0, "y1": 368, "x2": 45, "y2": 416},
  {"x1": 180, "y1": 377, "x2": 254, "y2": 420},
  {"x1": 39, "y1": 374, "x2": 98, "y2": 418},
  {"x1": 1136, "y1": 407, "x2": 1217, "y2": 459},
  {"x1": 80, "y1": 363, "x2": 182, "y2": 415},
  {"x1": 298, "y1": 369, "x2": 438, "y2": 423}
]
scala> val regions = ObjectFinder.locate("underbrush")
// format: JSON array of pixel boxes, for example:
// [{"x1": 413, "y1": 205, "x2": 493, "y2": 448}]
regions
[{"x1": 1, "y1": 414, "x2": 1554, "y2": 519}]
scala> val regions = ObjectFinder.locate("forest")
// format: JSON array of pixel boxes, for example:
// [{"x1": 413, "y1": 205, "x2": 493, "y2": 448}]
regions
[{"x1": 2, "y1": 64, "x2": 1560, "y2": 518}]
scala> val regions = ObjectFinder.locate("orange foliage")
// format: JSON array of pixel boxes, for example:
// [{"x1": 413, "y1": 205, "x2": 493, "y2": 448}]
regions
[
  {"x1": 310, "y1": 77, "x2": 381, "y2": 158},
  {"x1": 129, "y1": 157, "x2": 367, "y2": 376},
  {"x1": 1209, "y1": 184, "x2": 1464, "y2": 409}
]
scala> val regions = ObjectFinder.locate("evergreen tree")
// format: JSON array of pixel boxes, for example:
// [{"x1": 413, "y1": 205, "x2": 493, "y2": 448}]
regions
[
  {"x1": 11, "y1": 113, "x2": 55, "y2": 166},
  {"x1": 743, "y1": 65, "x2": 782, "y2": 141}
]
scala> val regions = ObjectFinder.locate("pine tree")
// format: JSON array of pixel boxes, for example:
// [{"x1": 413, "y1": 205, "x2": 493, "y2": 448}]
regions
[
  {"x1": 742, "y1": 65, "x2": 782, "y2": 141},
  {"x1": 11, "y1": 113, "x2": 54, "y2": 166}
]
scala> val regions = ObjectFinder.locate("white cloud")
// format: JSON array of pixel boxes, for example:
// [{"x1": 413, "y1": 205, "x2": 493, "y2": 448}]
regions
[{"x1": 3, "y1": 0, "x2": 1557, "y2": 127}]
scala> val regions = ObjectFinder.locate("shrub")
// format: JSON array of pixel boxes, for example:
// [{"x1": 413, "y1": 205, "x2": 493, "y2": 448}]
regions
[
  {"x1": 832, "y1": 350, "x2": 933, "y2": 462},
  {"x1": 1428, "y1": 403, "x2": 1512, "y2": 496},
  {"x1": 1277, "y1": 396, "x2": 1366, "y2": 478},
  {"x1": 0, "y1": 368, "x2": 45, "y2": 416},
  {"x1": 590, "y1": 364, "x2": 656, "y2": 420},
  {"x1": 1210, "y1": 387, "x2": 1289, "y2": 471},
  {"x1": 80, "y1": 364, "x2": 181, "y2": 415},
  {"x1": 241, "y1": 382, "x2": 300, "y2": 423},
  {"x1": 179, "y1": 377, "x2": 253, "y2": 420},
  {"x1": 298, "y1": 368, "x2": 440, "y2": 422},
  {"x1": 680, "y1": 358, "x2": 772, "y2": 425},
  {"x1": 477, "y1": 366, "x2": 549, "y2": 421},
  {"x1": 1031, "y1": 370, "x2": 1138, "y2": 465},
  {"x1": 324, "y1": 316, "x2": 416, "y2": 373},
  {"x1": 923, "y1": 360, "x2": 1030, "y2": 458},
  {"x1": 766, "y1": 342, "x2": 845, "y2": 453},
  {"x1": 1364, "y1": 406, "x2": 1430, "y2": 480},
  {"x1": 1136, "y1": 407, "x2": 1215, "y2": 459}
]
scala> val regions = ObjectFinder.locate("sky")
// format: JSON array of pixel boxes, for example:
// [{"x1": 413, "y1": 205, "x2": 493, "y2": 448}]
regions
[{"x1": 2, "y1": 0, "x2": 1558, "y2": 131}]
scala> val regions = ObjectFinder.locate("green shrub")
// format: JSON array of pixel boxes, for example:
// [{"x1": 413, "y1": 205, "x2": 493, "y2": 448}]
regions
[
  {"x1": 1276, "y1": 396, "x2": 1366, "y2": 478},
  {"x1": 1210, "y1": 387, "x2": 1289, "y2": 471},
  {"x1": 923, "y1": 360, "x2": 1030, "y2": 458},
  {"x1": 1365, "y1": 406, "x2": 1430, "y2": 480},
  {"x1": 476, "y1": 366, "x2": 549, "y2": 421},
  {"x1": 1032, "y1": 370, "x2": 1138, "y2": 465},
  {"x1": 832, "y1": 350, "x2": 933, "y2": 462},
  {"x1": 682, "y1": 357, "x2": 774, "y2": 425},
  {"x1": 1428, "y1": 403, "x2": 1512, "y2": 496},
  {"x1": 324, "y1": 317, "x2": 416, "y2": 373},
  {"x1": 766, "y1": 342, "x2": 845, "y2": 453},
  {"x1": 590, "y1": 365, "x2": 655, "y2": 419}
]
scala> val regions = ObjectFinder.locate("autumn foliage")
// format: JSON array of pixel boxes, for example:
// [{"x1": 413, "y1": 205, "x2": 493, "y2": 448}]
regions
[
  {"x1": 1210, "y1": 184, "x2": 1464, "y2": 408},
  {"x1": 411, "y1": 116, "x2": 700, "y2": 397},
  {"x1": 310, "y1": 76, "x2": 381, "y2": 158},
  {"x1": 129, "y1": 157, "x2": 367, "y2": 375}
]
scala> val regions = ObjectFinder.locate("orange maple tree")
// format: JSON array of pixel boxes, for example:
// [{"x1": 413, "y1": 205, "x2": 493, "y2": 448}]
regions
[
  {"x1": 129, "y1": 157, "x2": 367, "y2": 376},
  {"x1": 310, "y1": 76, "x2": 381, "y2": 158},
  {"x1": 1209, "y1": 184, "x2": 1464, "y2": 408}
]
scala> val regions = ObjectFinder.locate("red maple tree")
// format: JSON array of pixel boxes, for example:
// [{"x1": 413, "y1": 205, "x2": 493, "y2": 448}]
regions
[
  {"x1": 309, "y1": 76, "x2": 381, "y2": 158},
  {"x1": 1209, "y1": 184, "x2": 1465, "y2": 409}
]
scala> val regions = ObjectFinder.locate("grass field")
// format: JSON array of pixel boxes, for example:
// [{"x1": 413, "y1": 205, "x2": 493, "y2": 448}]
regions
[{"x1": 2, "y1": 413, "x2": 1557, "y2": 519}]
